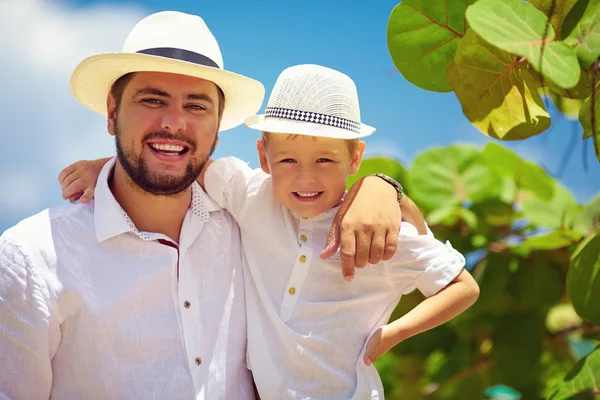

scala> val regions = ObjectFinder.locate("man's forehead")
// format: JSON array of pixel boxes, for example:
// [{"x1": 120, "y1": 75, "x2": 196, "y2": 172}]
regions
[{"x1": 128, "y1": 71, "x2": 217, "y2": 92}]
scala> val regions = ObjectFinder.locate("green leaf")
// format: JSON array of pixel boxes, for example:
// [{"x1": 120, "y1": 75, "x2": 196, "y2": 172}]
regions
[
  {"x1": 446, "y1": 29, "x2": 551, "y2": 140},
  {"x1": 549, "y1": 68, "x2": 595, "y2": 99},
  {"x1": 546, "y1": 303, "x2": 583, "y2": 334},
  {"x1": 466, "y1": 0, "x2": 581, "y2": 88},
  {"x1": 530, "y1": 0, "x2": 578, "y2": 38},
  {"x1": 482, "y1": 142, "x2": 554, "y2": 200},
  {"x1": 515, "y1": 253, "x2": 565, "y2": 307},
  {"x1": 579, "y1": 83, "x2": 600, "y2": 163},
  {"x1": 518, "y1": 229, "x2": 582, "y2": 251},
  {"x1": 471, "y1": 200, "x2": 522, "y2": 226},
  {"x1": 387, "y1": 0, "x2": 470, "y2": 92},
  {"x1": 347, "y1": 156, "x2": 407, "y2": 191},
  {"x1": 426, "y1": 205, "x2": 478, "y2": 229},
  {"x1": 547, "y1": 346, "x2": 600, "y2": 400},
  {"x1": 491, "y1": 312, "x2": 544, "y2": 388},
  {"x1": 520, "y1": 180, "x2": 578, "y2": 229},
  {"x1": 469, "y1": 253, "x2": 514, "y2": 315},
  {"x1": 408, "y1": 144, "x2": 502, "y2": 210},
  {"x1": 563, "y1": 0, "x2": 600, "y2": 68},
  {"x1": 573, "y1": 194, "x2": 600, "y2": 235},
  {"x1": 548, "y1": 91, "x2": 586, "y2": 119},
  {"x1": 567, "y1": 232, "x2": 600, "y2": 324}
]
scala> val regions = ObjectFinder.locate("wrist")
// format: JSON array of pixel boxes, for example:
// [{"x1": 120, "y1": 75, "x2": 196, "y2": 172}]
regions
[{"x1": 372, "y1": 173, "x2": 403, "y2": 206}]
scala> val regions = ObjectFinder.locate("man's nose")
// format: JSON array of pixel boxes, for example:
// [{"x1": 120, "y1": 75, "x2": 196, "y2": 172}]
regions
[{"x1": 160, "y1": 105, "x2": 187, "y2": 133}]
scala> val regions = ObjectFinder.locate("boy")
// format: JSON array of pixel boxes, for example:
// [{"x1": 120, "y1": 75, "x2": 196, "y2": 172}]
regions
[{"x1": 60, "y1": 64, "x2": 479, "y2": 399}]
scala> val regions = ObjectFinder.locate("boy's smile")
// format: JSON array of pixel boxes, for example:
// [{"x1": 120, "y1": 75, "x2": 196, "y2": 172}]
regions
[{"x1": 257, "y1": 132, "x2": 365, "y2": 218}]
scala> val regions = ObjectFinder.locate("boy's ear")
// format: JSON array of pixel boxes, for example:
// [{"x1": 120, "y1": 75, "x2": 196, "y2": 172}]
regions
[
  {"x1": 107, "y1": 94, "x2": 117, "y2": 137},
  {"x1": 257, "y1": 139, "x2": 271, "y2": 174},
  {"x1": 349, "y1": 141, "x2": 366, "y2": 175}
]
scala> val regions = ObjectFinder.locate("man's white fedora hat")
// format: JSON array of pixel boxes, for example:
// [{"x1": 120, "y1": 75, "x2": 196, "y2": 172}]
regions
[
  {"x1": 245, "y1": 64, "x2": 375, "y2": 139},
  {"x1": 70, "y1": 11, "x2": 265, "y2": 132}
]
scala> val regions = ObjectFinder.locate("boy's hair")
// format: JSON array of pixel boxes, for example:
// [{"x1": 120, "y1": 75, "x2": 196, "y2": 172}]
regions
[
  {"x1": 261, "y1": 131, "x2": 359, "y2": 153},
  {"x1": 110, "y1": 72, "x2": 226, "y2": 120}
]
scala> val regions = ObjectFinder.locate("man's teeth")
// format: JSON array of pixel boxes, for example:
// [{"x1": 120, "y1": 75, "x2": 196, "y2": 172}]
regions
[
  {"x1": 150, "y1": 143, "x2": 185, "y2": 152},
  {"x1": 295, "y1": 192, "x2": 320, "y2": 197}
]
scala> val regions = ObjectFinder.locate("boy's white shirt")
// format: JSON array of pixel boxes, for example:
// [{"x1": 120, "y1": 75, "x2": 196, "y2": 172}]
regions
[{"x1": 205, "y1": 156, "x2": 466, "y2": 400}]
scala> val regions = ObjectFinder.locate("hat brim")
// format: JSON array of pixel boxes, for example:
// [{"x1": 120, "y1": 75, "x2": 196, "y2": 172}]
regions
[
  {"x1": 70, "y1": 53, "x2": 265, "y2": 132},
  {"x1": 244, "y1": 114, "x2": 375, "y2": 139}
]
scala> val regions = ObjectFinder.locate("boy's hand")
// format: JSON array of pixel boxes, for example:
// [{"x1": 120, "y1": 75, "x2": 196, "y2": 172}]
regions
[
  {"x1": 58, "y1": 159, "x2": 106, "y2": 203},
  {"x1": 363, "y1": 325, "x2": 395, "y2": 366}
]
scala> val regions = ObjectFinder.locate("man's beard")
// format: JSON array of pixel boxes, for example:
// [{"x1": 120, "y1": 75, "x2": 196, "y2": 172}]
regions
[{"x1": 115, "y1": 120, "x2": 217, "y2": 196}]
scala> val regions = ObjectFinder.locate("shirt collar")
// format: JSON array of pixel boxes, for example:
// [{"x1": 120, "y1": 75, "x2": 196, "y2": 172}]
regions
[{"x1": 94, "y1": 157, "x2": 221, "y2": 242}]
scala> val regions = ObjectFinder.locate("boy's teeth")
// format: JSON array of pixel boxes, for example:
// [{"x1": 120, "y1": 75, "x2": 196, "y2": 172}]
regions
[
  {"x1": 150, "y1": 143, "x2": 185, "y2": 152},
  {"x1": 296, "y1": 192, "x2": 320, "y2": 197}
]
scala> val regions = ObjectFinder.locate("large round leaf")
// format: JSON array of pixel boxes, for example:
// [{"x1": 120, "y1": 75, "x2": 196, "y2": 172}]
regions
[
  {"x1": 408, "y1": 144, "x2": 502, "y2": 211},
  {"x1": 529, "y1": 0, "x2": 578, "y2": 39},
  {"x1": 579, "y1": 83, "x2": 600, "y2": 163},
  {"x1": 520, "y1": 180, "x2": 578, "y2": 229},
  {"x1": 466, "y1": 0, "x2": 581, "y2": 88},
  {"x1": 548, "y1": 91, "x2": 585, "y2": 119},
  {"x1": 562, "y1": 0, "x2": 600, "y2": 69},
  {"x1": 547, "y1": 345, "x2": 600, "y2": 400},
  {"x1": 482, "y1": 142, "x2": 554, "y2": 200},
  {"x1": 447, "y1": 29, "x2": 551, "y2": 140},
  {"x1": 567, "y1": 232, "x2": 600, "y2": 324},
  {"x1": 517, "y1": 230, "x2": 582, "y2": 252},
  {"x1": 515, "y1": 253, "x2": 565, "y2": 308},
  {"x1": 387, "y1": 0, "x2": 471, "y2": 92}
]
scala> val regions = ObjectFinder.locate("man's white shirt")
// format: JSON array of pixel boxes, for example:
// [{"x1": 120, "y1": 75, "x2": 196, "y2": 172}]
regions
[
  {"x1": 205, "y1": 156, "x2": 466, "y2": 400},
  {"x1": 0, "y1": 158, "x2": 253, "y2": 399}
]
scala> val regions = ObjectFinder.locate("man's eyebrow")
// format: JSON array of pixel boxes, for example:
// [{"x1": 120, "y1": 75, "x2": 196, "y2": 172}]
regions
[
  {"x1": 134, "y1": 87, "x2": 170, "y2": 97},
  {"x1": 186, "y1": 93, "x2": 215, "y2": 106}
]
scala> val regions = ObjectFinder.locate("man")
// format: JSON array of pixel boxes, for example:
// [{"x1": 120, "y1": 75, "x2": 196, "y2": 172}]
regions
[{"x1": 0, "y1": 11, "x2": 424, "y2": 399}]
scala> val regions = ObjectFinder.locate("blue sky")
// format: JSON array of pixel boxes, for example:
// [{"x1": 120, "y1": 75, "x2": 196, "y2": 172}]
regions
[{"x1": 0, "y1": 0, "x2": 598, "y2": 233}]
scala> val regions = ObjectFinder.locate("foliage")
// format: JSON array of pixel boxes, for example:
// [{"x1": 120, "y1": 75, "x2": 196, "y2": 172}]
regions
[
  {"x1": 351, "y1": 144, "x2": 600, "y2": 399},
  {"x1": 387, "y1": 0, "x2": 600, "y2": 162}
]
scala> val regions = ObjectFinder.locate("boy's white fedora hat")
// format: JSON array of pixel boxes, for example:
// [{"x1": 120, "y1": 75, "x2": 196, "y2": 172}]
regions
[
  {"x1": 70, "y1": 11, "x2": 265, "y2": 132},
  {"x1": 245, "y1": 64, "x2": 375, "y2": 139}
]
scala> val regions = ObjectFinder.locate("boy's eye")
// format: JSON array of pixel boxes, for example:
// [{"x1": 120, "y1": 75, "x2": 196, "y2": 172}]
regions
[
  {"x1": 317, "y1": 158, "x2": 333, "y2": 163},
  {"x1": 280, "y1": 158, "x2": 296, "y2": 163}
]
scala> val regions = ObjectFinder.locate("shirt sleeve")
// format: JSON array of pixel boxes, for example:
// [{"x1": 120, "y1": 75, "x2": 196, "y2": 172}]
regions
[
  {"x1": 0, "y1": 236, "x2": 54, "y2": 399},
  {"x1": 389, "y1": 222, "x2": 466, "y2": 297},
  {"x1": 204, "y1": 156, "x2": 269, "y2": 222}
]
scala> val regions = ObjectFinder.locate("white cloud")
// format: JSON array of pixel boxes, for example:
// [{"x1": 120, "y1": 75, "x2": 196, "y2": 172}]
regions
[{"x1": 0, "y1": 0, "x2": 146, "y2": 230}]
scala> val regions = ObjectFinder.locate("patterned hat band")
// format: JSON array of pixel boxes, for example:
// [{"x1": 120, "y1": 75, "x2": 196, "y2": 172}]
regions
[{"x1": 264, "y1": 107, "x2": 361, "y2": 134}]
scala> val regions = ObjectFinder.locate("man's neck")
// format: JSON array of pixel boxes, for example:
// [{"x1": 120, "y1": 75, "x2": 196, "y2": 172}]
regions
[{"x1": 109, "y1": 162, "x2": 191, "y2": 244}]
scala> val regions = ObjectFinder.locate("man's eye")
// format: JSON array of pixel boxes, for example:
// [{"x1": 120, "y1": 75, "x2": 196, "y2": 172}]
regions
[
  {"x1": 187, "y1": 104, "x2": 207, "y2": 111},
  {"x1": 141, "y1": 98, "x2": 163, "y2": 105}
]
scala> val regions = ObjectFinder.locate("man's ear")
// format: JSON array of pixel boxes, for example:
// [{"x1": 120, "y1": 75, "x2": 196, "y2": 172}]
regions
[
  {"x1": 349, "y1": 141, "x2": 366, "y2": 175},
  {"x1": 256, "y1": 139, "x2": 271, "y2": 174},
  {"x1": 107, "y1": 94, "x2": 117, "y2": 136}
]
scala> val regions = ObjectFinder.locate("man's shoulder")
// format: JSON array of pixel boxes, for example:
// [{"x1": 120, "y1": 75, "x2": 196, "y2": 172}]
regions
[{"x1": 2, "y1": 202, "x2": 94, "y2": 261}]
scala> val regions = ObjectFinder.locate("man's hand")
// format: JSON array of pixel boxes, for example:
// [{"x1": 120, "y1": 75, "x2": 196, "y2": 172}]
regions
[{"x1": 320, "y1": 176, "x2": 402, "y2": 280}]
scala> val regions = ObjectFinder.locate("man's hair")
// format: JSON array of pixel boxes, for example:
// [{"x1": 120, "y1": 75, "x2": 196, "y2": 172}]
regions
[
  {"x1": 110, "y1": 72, "x2": 226, "y2": 120},
  {"x1": 261, "y1": 131, "x2": 359, "y2": 153}
]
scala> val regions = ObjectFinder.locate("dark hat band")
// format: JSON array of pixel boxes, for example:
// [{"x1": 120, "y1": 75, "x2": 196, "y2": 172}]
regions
[
  {"x1": 136, "y1": 47, "x2": 220, "y2": 69},
  {"x1": 265, "y1": 107, "x2": 361, "y2": 134}
]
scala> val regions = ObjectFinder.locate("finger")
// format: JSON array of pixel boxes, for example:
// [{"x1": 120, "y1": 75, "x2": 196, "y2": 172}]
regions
[
  {"x1": 62, "y1": 177, "x2": 85, "y2": 200},
  {"x1": 368, "y1": 231, "x2": 386, "y2": 265},
  {"x1": 68, "y1": 191, "x2": 84, "y2": 203},
  {"x1": 382, "y1": 226, "x2": 399, "y2": 261},
  {"x1": 79, "y1": 186, "x2": 96, "y2": 204},
  {"x1": 339, "y1": 222, "x2": 356, "y2": 281},
  {"x1": 60, "y1": 170, "x2": 81, "y2": 196},
  {"x1": 58, "y1": 163, "x2": 78, "y2": 184},
  {"x1": 320, "y1": 220, "x2": 340, "y2": 259},
  {"x1": 354, "y1": 231, "x2": 371, "y2": 268}
]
